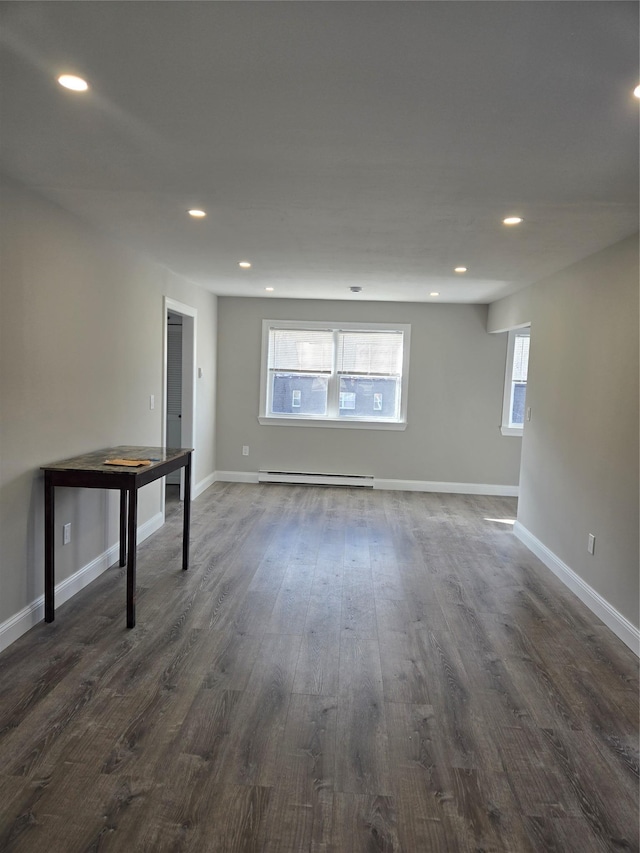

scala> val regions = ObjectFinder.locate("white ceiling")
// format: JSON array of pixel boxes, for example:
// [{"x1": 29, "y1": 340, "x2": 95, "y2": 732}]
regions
[{"x1": 1, "y1": 1, "x2": 638, "y2": 303}]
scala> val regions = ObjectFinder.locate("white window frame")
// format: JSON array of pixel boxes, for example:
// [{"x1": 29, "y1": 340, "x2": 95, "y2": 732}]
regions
[
  {"x1": 339, "y1": 391, "x2": 356, "y2": 410},
  {"x1": 501, "y1": 326, "x2": 530, "y2": 436},
  {"x1": 259, "y1": 319, "x2": 411, "y2": 430}
]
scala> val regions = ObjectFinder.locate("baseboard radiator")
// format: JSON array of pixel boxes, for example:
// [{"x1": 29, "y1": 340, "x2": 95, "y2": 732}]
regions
[{"x1": 258, "y1": 470, "x2": 374, "y2": 488}]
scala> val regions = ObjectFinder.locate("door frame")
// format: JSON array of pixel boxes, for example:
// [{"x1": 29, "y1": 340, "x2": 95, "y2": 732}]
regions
[{"x1": 163, "y1": 297, "x2": 197, "y2": 513}]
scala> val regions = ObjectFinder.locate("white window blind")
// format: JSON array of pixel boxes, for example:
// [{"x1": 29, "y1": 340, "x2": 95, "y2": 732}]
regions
[
  {"x1": 512, "y1": 333, "x2": 530, "y2": 382},
  {"x1": 268, "y1": 329, "x2": 334, "y2": 373},
  {"x1": 336, "y1": 331, "x2": 404, "y2": 376}
]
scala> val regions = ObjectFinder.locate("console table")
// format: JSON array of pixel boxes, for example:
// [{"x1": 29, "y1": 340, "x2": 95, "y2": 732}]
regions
[{"x1": 41, "y1": 446, "x2": 192, "y2": 628}]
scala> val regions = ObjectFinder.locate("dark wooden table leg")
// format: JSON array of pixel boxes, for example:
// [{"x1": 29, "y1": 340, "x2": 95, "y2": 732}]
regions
[
  {"x1": 126, "y1": 484, "x2": 138, "y2": 628},
  {"x1": 44, "y1": 472, "x2": 55, "y2": 622},
  {"x1": 182, "y1": 453, "x2": 191, "y2": 571},
  {"x1": 119, "y1": 489, "x2": 127, "y2": 567}
]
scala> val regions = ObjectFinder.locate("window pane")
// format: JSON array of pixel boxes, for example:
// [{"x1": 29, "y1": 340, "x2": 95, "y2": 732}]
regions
[
  {"x1": 338, "y1": 376, "x2": 398, "y2": 418},
  {"x1": 337, "y1": 331, "x2": 403, "y2": 376},
  {"x1": 270, "y1": 373, "x2": 328, "y2": 415},
  {"x1": 511, "y1": 382, "x2": 527, "y2": 426},
  {"x1": 269, "y1": 329, "x2": 333, "y2": 372}
]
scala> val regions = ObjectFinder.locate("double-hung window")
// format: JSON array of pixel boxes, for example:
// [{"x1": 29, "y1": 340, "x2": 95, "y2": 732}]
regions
[
  {"x1": 259, "y1": 320, "x2": 410, "y2": 429},
  {"x1": 501, "y1": 327, "x2": 530, "y2": 436}
]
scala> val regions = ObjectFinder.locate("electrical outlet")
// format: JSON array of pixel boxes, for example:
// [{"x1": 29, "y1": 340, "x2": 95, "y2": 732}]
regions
[
  {"x1": 242, "y1": 446, "x2": 249, "y2": 456},
  {"x1": 587, "y1": 533, "x2": 596, "y2": 555},
  {"x1": 63, "y1": 523, "x2": 71, "y2": 545}
]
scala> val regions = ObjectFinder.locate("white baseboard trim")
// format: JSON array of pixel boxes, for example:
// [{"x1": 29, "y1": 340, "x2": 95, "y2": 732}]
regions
[
  {"x1": 0, "y1": 511, "x2": 164, "y2": 654},
  {"x1": 212, "y1": 471, "x2": 517, "y2": 496},
  {"x1": 514, "y1": 522, "x2": 640, "y2": 656},
  {"x1": 139, "y1": 510, "x2": 164, "y2": 542},
  {"x1": 374, "y1": 479, "x2": 519, "y2": 497},
  {"x1": 214, "y1": 470, "x2": 260, "y2": 484},
  {"x1": 193, "y1": 471, "x2": 217, "y2": 499}
]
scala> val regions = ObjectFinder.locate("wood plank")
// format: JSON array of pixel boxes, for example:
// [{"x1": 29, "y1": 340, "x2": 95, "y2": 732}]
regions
[
  {"x1": 342, "y1": 570, "x2": 377, "y2": 640},
  {"x1": 266, "y1": 567, "x2": 314, "y2": 635},
  {"x1": 378, "y1": 629, "x2": 431, "y2": 704},
  {"x1": 179, "y1": 687, "x2": 243, "y2": 763},
  {"x1": 199, "y1": 630, "x2": 262, "y2": 692},
  {"x1": 160, "y1": 780, "x2": 272, "y2": 853},
  {"x1": 449, "y1": 765, "x2": 539, "y2": 853},
  {"x1": 218, "y1": 635, "x2": 302, "y2": 787},
  {"x1": 384, "y1": 700, "x2": 467, "y2": 849},
  {"x1": 414, "y1": 629, "x2": 479, "y2": 770},
  {"x1": 538, "y1": 727, "x2": 639, "y2": 850},
  {"x1": 260, "y1": 693, "x2": 337, "y2": 851},
  {"x1": 335, "y1": 638, "x2": 391, "y2": 796},
  {"x1": 294, "y1": 632, "x2": 341, "y2": 697},
  {"x1": 330, "y1": 793, "x2": 401, "y2": 852},
  {"x1": 376, "y1": 597, "x2": 411, "y2": 634}
]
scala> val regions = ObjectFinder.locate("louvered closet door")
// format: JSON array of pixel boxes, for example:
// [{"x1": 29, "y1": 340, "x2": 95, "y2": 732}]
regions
[{"x1": 166, "y1": 323, "x2": 182, "y2": 484}]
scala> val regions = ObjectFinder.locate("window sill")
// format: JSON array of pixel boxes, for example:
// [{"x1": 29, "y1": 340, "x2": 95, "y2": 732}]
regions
[
  {"x1": 500, "y1": 425, "x2": 524, "y2": 437},
  {"x1": 258, "y1": 416, "x2": 407, "y2": 431}
]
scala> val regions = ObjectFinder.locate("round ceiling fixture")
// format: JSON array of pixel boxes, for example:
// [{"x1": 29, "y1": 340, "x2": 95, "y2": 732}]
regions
[
  {"x1": 188, "y1": 209, "x2": 206, "y2": 218},
  {"x1": 503, "y1": 216, "x2": 523, "y2": 225},
  {"x1": 634, "y1": 84, "x2": 640, "y2": 98},
  {"x1": 239, "y1": 261, "x2": 252, "y2": 269},
  {"x1": 430, "y1": 292, "x2": 440, "y2": 297},
  {"x1": 58, "y1": 74, "x2": 88, "y2": 92},
  {"x1": 454, "y1": 267, "x2": 468, "y2": 273},
  {"x1": 350, "y1": 286, "x2": 362, "y2": 293}
]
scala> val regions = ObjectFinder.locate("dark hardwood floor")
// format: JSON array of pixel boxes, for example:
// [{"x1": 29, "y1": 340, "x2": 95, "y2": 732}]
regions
[{"x1": 0, "y1": 483, "x2": 637, "y2": 852}]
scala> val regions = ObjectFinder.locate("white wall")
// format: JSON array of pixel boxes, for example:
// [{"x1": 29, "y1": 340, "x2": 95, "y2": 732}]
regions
[
  {"x1": 216, "y1": 297, "x2": 522, "y2": 487},
  {"x1": 488, "y1": 234, "x2": 639, "y2": 631},
  {"x1": 0, "y1": 178, "x2": 218, "y2": 635}
]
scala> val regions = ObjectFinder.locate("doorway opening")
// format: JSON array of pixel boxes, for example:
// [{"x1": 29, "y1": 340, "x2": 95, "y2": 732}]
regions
[{"x1": 163, "y1": 297, "x2": 197, "y2": 520}]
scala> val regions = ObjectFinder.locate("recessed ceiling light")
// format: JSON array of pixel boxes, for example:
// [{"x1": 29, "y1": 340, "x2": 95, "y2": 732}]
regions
[
  {"x1": 634, "y1": 85, "x2": 640, "y2": 99},
  {"x1": 265, "y1": 287, "x2": 274, "y2": 292},
  {"x1": 503, "y1": 217, "x2": 523, "y2": 225},
  {"x1": 188, "y1": 209, "x2": 206, "y2": 218},
  {"x1": 350, "y1": 286, "x2": 362, "y2": 293},
  {"x1": 239, "y1": 261, "x2": 252, "y2": 269},
  {"x1": 430, "y1": 292, "x2": 440, "y2": 297},
  {"x1": 454, "y1": 267, "x2": 468, "y2": 273},
  {"x1": 58, "y1": 74, "x2": 88, "y2": 92}
]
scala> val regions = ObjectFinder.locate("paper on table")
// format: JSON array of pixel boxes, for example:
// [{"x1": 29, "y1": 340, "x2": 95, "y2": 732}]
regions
[{"x1": 104, "y1": 459, "x2": 152, "y2": 467}]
